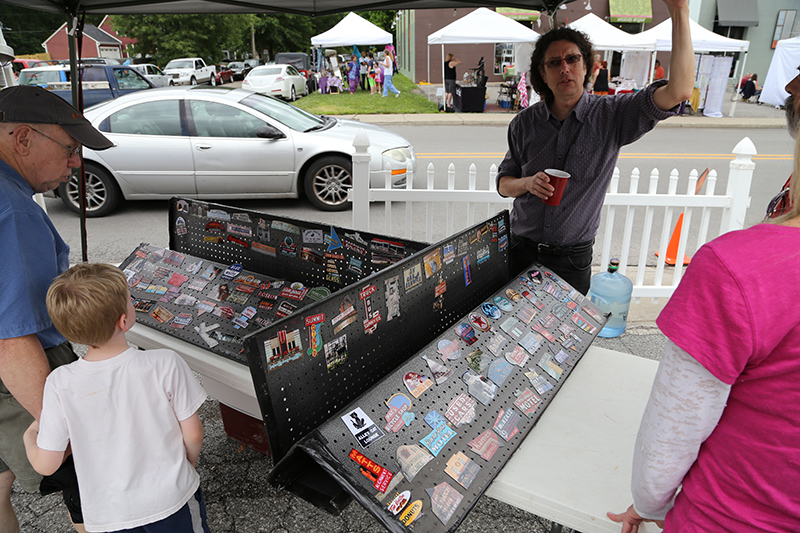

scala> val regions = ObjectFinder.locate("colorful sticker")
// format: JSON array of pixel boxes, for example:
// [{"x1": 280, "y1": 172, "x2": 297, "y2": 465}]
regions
[
  {"x1": 396, "y1": 445, "x2": 433, "y2": 481},
  {"x1": 514, "y1": 388, "x2": 542, "y2": 417},
  {"x1": 519, "y1": 332, "x2": 544, "y2": 355},
  {"x1": 462, "y1": 371, "x2": 497, "y2": 405},
  {"x1": 500, "y1": 317, "x2": 524, "y2": 340},
  {"x1": 265, "y1": 329, "x2": 303, "y2": 371},
  {"x1": 384, "y1": 276, "x2": 401, "y2": 321},
  {"x1": 476, "y1": 245, "x2": 490, "y2": 264},
  {"x1": 341, "y1": 407, "x2": 384, "y2": 449},
  {"x1": 349, "y1": 449, "x2": 393, "y2": 493},
  {"x1": 388, "y1": 490, "x2": 412, "y2": 516},
  {"x1": 463, "y1": 255, "x2": 471, "y2": 286},
  {"x1": 506, "y1": 289, "x2": 521, "y2": 301},
  {"x1": 525, "y1": 369, "x2": 554, "y2": 395},
  {"x1": 522, "y1": 290, "x2": 546, "y2": 310},
  {"x1": 149, "y1": 306, "x2": 174, "y2": 324},
  {"x1": 398, "y1": 499, "x2": 423, "y2": 527},
  {"x1": 359, "y1": 284, "x2": 381, "y2": 335},
  {"x1": 305, "y1": 313, "x2": 325, "y2": 357},
  {"x1": 403, "y1": 263, "x2": 423, "y2": 292},
  {"x1": 385, "y1": 401, "x2": 411, "y2": 433},
  {"x1": 571, "y1": 312, "x2": 597, "y2": 334},
  {"x1": 420, "y1": 419, "x2": 457, "y2": 457},
  {"x1": 505, "y1": 346, "x2": 530, "y2": 368},
  {"x1": 423, "y1": 248, "x2": 442, "y2": 278},
  {"x1": 468, "y1": 429, "x2": 504, "y2": 461},
  {"x1": 438, "y1": 339, "x2": 462, "y2": 361},
  {"x1": 442, "y1": 244, "x2": 456, "y2": 264},
  {"x1": 454, "y1": 323, "x2": 477, "y2": 345},
  {"x1": 551, "y1": 302, "x2": 571, "y2": 321},
  {"x1": 481, "y1": 302, "x2": 501, "y2": 320},
  {"x1": 426, "y1": 482, "x2": 463, "y2": 526},
  {"x1": 493, "y1": 295, "x2": 513, "y2": 312},
  {"x1": 537, "y1": 353, "x2": 564, "y2": 381},
  {"x1": 323, "y1": 334, "x2": 348, "y2": 372},
  {"x1": 404, "y1": 372, "x2": 433, "y2": 398},
  {"x1": 466, "y1": 350, "x2": 489, "y2": 373},
  {"x1": 422, "y1": 355, "x2": 453, "y2": 385},
  {"x1": 516, "y1": 303, "x2": 537, "y2": 325},
  {"x1": 581, "y1": 302, "x2": 605, "y2": 323},
  {"x1": 332, "y1": 296, "x2": 357, "y2": 334},
  {"x1": 493, "y1": 407, "x2": 522, "y2": 441},
  {"x1": 445, "y1": 393, "x2": 477, "y2": 427},
  {"x1": 444, "y1": 451, "x2": 481, "y2": 490},
  {"x1": 532, "y1": 323, "x2": 557, "y2": 343},
  {"x1": 488, "y1": 358, "x2": 514, "y2": 386},
  {"x1": 486, "y1": 332, "x2": 506, "y2": 356}
]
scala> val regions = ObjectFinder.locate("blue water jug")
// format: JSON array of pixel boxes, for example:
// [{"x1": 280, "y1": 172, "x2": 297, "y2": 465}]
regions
[{"x1": 590, "y1": 258, "x2": 633, "y2": 338}]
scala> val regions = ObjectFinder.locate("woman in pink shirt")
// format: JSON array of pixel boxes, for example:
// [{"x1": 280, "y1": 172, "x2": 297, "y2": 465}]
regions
[{"x1": 609, "y1": 138, "x2": 800, "y2": 532}]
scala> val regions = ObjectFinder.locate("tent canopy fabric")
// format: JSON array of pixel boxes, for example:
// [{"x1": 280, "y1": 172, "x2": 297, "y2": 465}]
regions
[
  {"x1": 311, "y1": 12, "x2": 392, "y2": 47},
  {"x1": 638, "y1": 16, "x2": 749, "y2": 52},
  {"x1": 1, "y1": 0, "x2": 577, "y2": 16},
  {"x1": 427, "y1": 7, "x2": 539, "y2": 45},
  {"x1": 567, "y1": 13, "x2": 654, "y2": 51},
  {"x1": 759, "y1": 36, "x2": 800, "y2": 107}
]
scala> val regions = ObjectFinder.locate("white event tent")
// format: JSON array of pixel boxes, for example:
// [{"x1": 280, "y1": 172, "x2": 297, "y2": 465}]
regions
[
  {"x1": 311, "y1": 12, "x2": 393, "y2": 47},
  {"x1": 567, "y1": 13, "x2": 656, "y2": 88},
  {"x1": 638, "y1": 17, "x2": 750, "y2": 117},
  {"x1": 760, "y1": 36, "x2": 800, "y2": 108},
  {"x1": 427, "y1": 7, "x2": 539, "y2": 101}
]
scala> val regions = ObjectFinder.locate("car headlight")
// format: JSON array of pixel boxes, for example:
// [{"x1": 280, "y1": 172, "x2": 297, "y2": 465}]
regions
[{"x1": 382, "y1": 147, "x2": 412, "y2": 163}]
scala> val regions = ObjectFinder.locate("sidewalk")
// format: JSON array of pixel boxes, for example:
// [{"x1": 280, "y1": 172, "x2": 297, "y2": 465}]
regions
[{"x1": 350, "y1": 84, "x2": 787, "y2": 128}]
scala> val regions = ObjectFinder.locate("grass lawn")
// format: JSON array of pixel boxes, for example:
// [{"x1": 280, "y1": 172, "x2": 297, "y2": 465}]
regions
[{"x1": 292, "y1": 73, "x2": 439, "y2": 115}]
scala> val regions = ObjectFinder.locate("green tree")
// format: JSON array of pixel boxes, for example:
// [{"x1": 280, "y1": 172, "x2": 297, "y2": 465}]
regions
[
  {"x1": 247, "y1": 13, "x2": 344, "y2": 60},
  {"x1": 0, "y1": 5, "x2": 102, "y2": 56},
  {"x1": 357, "y1": 11, "x2": 396, "y2": 33},
  {"x1": 110, "y1": 14, "x2": 253, "y2": 67}
]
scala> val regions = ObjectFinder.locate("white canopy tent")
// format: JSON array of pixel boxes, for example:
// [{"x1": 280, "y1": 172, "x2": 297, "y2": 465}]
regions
[
  {"x1": 760, "y1": 36, "x2": 800, "y2": 108},
  {"x1": 310, "y1": 12, "x2": 393, "y2": 47},
  {"x1": 427, "y1": 7, "x2": 539, "y2": 106},
  {"x1": 567, "y1": 13, "x2": 656, "y2": 89},
  {"x1": 638, "y1": 17, "x2": 750, "y2": 117}
]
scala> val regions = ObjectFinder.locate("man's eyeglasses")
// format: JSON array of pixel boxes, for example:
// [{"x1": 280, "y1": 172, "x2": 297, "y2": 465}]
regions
[
  {"x1": 543, "y1": 54, "x2": 583, "y2": 69},
  {"x1": 10, "y1": 126, "x2": 81, "y2": 157}
]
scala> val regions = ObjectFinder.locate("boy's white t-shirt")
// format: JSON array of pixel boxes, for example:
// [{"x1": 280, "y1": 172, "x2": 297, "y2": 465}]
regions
[{"x1": 37, "y1": 347, "x2": 207, "y2": 532}]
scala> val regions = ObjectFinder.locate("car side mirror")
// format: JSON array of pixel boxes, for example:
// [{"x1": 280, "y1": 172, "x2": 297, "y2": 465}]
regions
[{"x1": 256, "y1": 124, "x2": 286, "y2": 140}]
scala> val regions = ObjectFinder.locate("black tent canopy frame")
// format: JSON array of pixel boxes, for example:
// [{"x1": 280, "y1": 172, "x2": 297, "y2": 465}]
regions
[{"x1": 2, "y1": 0, "x2": 577, "y2": 260}]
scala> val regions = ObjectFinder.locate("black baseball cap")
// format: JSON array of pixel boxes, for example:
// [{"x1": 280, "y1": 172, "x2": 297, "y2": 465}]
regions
[{"x1": 0, "y1": 85, "x2": 113, "y2": 150}]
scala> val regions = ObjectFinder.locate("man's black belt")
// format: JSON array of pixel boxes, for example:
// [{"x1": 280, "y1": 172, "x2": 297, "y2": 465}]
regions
[{"x1": 515, "y1": 234, "x2": 595, "y2": 256}]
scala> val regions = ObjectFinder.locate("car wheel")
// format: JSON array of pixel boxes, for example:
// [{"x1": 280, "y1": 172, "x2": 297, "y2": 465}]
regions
[
  {"x1": 190, "y1": 76, "x2": 197, "y2": 86},
  {"x1": 57, "y1": 163, "x2": 121, "y2": 217},
  {"x1": 304, "y1": 156, "x2": 352, "y2": 211},
  {"x1": 210, "y1": 75, "x2": 216, "y2": 86},
  {"x1": 169, "y1": 80, "x2": 174, "y2": 86},
  {"x1": 290, "y1": 86, "x2": 296, "y2": 102}
]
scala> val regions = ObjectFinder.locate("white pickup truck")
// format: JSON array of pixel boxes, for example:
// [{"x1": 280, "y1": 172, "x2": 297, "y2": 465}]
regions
[{"x1": 163, "y1": 57, "x2": 216, "y2": 86}]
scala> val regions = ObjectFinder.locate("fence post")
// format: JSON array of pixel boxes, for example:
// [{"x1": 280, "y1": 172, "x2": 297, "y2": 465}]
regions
[
  {"x1": 720, "y1": 137, "x2": 756, "y2": 234},
  {"x1": 351, "y1": 128, "x2": 371, "y2": 232}
]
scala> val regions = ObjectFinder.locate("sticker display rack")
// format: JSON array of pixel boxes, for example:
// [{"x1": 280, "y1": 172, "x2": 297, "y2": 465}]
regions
[
  {"x1": 245, "y1": 214, "x2": 512, "y2": 465},
  {"x1": 168, "y1": 198, "x2": 427, "y2": 292},
  {"x1": 120, "y1": 197, "x2": 427, "y2": 365},
  {"x1": 267, "y1": 265, "x2": 607, "y2": 532}
]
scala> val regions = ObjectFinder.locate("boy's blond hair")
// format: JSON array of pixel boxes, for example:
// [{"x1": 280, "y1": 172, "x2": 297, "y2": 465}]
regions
[{"x1": 47, "y1": 263, "x2": 129, "y2": 347}]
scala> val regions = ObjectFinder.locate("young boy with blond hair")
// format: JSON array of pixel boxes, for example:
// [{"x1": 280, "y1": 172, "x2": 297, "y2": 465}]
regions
[{"x1": 23, "y1": 263, "x2": 209, "y2": 533}]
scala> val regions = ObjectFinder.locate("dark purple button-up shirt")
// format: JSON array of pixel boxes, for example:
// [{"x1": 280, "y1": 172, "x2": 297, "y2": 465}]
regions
[{"x1": 497, "y1": 79, "x2": 676, "y2": 246}]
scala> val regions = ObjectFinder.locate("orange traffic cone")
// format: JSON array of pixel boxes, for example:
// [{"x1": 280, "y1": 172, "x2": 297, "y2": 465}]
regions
[{"x1": 655, "y1": 212, "x2": 691, "y2": 266}]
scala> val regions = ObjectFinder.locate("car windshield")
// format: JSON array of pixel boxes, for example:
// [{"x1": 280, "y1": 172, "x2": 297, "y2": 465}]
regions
[
  {"x1": 250, "y1": 68, "x2": 282, "y2": 77},
  {"x1": 165, "y1": 60, "x2": 193, "y2": 69},
  {"x1": 228, "y1": 62, "x2": 244, "y2": 69},
  {"x1": 18, "y1": 70, "x2": 64, "y2": 85},
  {"x1": 240, "y1": 93, "x2": 323, "y2": 132}
]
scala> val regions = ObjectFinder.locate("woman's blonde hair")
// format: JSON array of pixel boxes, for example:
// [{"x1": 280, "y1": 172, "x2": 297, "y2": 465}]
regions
[
  {"x1": 772, "y1": 135, "x2": 800, "y2": 223},
  {"x1": 47, "y1": 263, "x2": 129, "y2": 347},
  {"x1": 445, "y1": 53, "x2": 454, "y2": 62}
]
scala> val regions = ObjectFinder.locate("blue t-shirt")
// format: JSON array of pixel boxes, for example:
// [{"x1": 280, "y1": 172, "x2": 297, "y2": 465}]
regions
[{"x1": 0, "y1": 159, "x2": 69, "y2": 348}]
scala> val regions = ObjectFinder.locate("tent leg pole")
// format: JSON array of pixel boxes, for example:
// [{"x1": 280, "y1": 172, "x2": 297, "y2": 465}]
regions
[{"x1": 729, "y1": 51, "x2": 747, "y2": 118}]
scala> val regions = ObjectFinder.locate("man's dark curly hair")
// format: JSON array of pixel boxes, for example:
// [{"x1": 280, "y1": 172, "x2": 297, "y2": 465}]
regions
[{"x1": 529, "y1": 27, "x2": 595, "y2": 105}]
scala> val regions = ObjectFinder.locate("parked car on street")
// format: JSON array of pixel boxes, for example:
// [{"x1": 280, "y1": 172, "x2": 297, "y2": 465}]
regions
[
  {"x1": 227, "y1": 59, "x2": 261, "y2": 81},
  {"x1": 17, "y1": 64, "x2": 154, "y2": 107},
  {"x1": 11, "y1": 58, "x2": 57, "y2": 76},
  {"x1": 242, "y1": 64, "x2": 308, "y2": 101},
  {"x1": 213, "y1": 64, "x2": 234, "y2": 84},
  {"x1": 164, "y1": 57, "x2": 215, "y2": 85},
  {"x1": 56, "y1": 86, "x2": 415, "y2": 215},
  {"x1": 131, "y1": 63, "x2": 172, "y2": 87}
]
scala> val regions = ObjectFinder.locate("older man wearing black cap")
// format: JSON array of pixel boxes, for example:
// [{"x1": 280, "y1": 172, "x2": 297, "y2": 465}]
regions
[{"x1": 0, "y1": 86, "x2": 112, "y2": 533}]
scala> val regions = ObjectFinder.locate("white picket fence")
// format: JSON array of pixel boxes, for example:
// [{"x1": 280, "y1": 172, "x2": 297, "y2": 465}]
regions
[{"x1": 349, "y1": 130, "x2": 756, "y2": 299}]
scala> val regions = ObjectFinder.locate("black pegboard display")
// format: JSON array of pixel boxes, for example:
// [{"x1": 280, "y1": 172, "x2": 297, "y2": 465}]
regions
[
  {"x1": 274, "y1": 265, "x2": 608, "y2": 532},
  {"x1": 245, "y1": 214, "x2": 512, "y2": 464},
  {"x1": 168, "y1": 197, "x2": 427, "y2": 292},
  {"x1": 119, "y1": 244, "x2": 323, "y2": 365}
]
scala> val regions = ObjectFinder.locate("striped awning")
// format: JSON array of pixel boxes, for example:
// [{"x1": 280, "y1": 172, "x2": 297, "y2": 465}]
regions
[{"x1": 609, "y1": 0, "x2": 653, "y2": 24}]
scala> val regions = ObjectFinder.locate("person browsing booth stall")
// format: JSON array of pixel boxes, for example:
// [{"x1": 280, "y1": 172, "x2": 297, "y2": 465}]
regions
[
  {"x1": 496, "y1": 0, "x2": 694, "y2": 294},
  {"x1": 0, "y1": 85, "x2": 113, "y2": 533}
]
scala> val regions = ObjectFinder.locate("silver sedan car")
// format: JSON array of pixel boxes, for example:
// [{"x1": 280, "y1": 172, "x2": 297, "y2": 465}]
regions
[{"x1": 58, "y1": 86, "x2": 415, "y2": 216}]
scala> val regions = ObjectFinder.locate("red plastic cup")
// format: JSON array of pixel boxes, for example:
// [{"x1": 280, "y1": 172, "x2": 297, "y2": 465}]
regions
[{"x1": 542, "y1": 169, "x2": 570, "y2": 206}]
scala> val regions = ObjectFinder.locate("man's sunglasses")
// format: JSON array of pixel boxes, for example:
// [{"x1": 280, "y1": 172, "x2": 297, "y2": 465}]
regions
[{"x1": 543, "y1": 54, "x2": 583, "y2": 69}]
